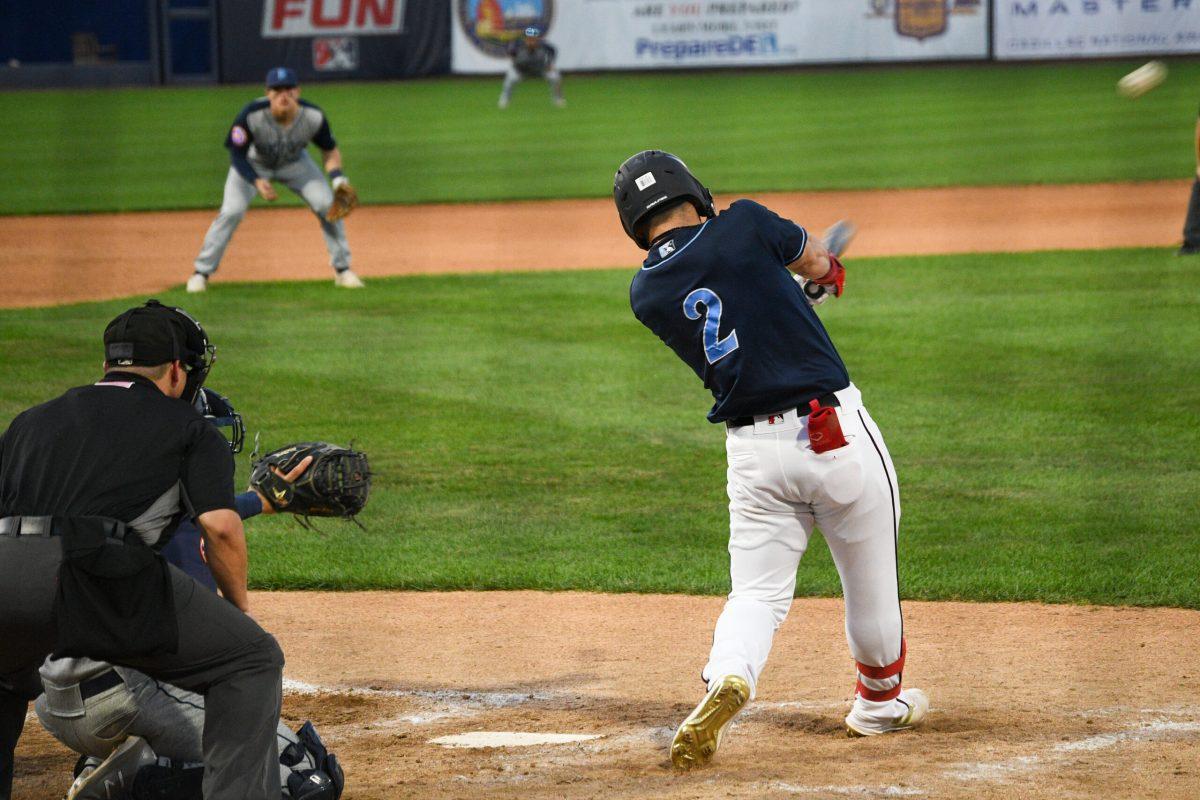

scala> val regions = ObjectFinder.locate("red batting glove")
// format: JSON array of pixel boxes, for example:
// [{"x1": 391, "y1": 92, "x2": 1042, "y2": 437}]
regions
[{"x1": 812, "y1": 254, "x2": 845, "y2": 297}]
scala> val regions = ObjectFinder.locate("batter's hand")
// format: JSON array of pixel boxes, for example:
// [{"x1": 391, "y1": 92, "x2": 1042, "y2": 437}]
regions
[{"x1": 255, "y1": 178, "x2": 278, "y2": 201}]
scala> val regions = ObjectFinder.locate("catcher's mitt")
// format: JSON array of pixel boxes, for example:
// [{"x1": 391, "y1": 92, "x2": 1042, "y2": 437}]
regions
[
  {"x1": 325, "y1": 181, "x2": 359, "y2": 222},
  {"x1": 250, "y1": 441, "x2": 370, "y2": 522}
]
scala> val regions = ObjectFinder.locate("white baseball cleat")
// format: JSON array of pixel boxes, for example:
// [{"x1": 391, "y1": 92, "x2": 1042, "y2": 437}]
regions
[
  {"x1": 186, "y1": 273, "x2": 208, "y2": 293},
  {"x1": 553, "y1": 97, "x2": 566, "y2": 108},
  {"x1": 670, "y1": 674, "x2": 750, "y2": 770},
  {"x1": 845, "y1": 688, "x2": 929, "y2": 737},
  {"x1": 334, "y1": 269, "x2": 365, "y2": 289},
  {"x1": 498, "y1": 96, "x2": 509, "y2": 109},
  {"x1": 67, "y1": 736, "x2": 155, "y2": 799}
]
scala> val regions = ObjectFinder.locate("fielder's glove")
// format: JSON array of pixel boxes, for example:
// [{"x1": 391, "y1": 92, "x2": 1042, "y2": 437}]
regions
[
  {"x1": 325, "y1": 179, "x2": 359, "y2": 222},
  {"x1": 250, "y1": 442, "x2": 370, "y2": 523}
]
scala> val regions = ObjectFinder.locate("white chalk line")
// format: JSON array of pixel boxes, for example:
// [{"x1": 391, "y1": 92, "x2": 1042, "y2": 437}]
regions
[
  {"x1": 944, "y1": 719, "x2": 1200, "y2": 783},
  {"x1": 773, "y1": 784, "x2": 924, "y2": 797},
  {"x1": 431, "y1": 731, "x2": 604, "y2": 748},
  {"x1": 283, "y1": 677, "x2": 554, "y2": 708}
]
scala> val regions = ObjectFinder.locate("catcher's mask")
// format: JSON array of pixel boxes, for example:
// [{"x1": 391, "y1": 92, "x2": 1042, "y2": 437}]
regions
[
  {"x1": 613, "y1": 150, "x2": 715, "y2": 249},
  {"x1": 194, "y1": 388, "x2": 245, "y2": 454},
  {"x1": 103, "y1": 299, "x2": 216, "y2": 404}
]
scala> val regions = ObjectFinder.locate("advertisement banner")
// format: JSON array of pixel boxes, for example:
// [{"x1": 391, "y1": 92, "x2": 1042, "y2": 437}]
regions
[
  {"x1": 451, "y1": 1, "x2": 988, "y2": 74},
  {"x1": 994, "y1": 0, "x2": 1200, "y2": 59},
  {"x1": 220, "y1": 0, "x2": 449, "y2": 83}
]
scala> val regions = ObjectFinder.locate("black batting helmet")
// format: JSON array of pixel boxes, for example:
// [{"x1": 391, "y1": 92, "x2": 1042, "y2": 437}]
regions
[
  {"x1": 193, "y1": 388, "x2": 245, "y2": 454},
  {"x1": 613, "y1": 150, "x2": 715, "y2": 249},
  {"x1": 103, "y1": 299, "x2": 216, "y2": 403}
]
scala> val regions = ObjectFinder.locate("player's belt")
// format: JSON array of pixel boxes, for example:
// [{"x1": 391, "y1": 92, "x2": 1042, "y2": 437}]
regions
[
  {"x1": 724, "y1": 392, "x2": 840, "y2": 429},
  {"x1": 79, "y1": 669, "x2": 124, "y2": 700},
  {"x1": 0, "y1": 515, "x2": 129, "y2": 542}
]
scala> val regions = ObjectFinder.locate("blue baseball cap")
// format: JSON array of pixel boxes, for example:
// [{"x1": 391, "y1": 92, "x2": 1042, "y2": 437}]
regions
[{"x1": 265, "y1": 67, "x2": 298, "y2": 88}]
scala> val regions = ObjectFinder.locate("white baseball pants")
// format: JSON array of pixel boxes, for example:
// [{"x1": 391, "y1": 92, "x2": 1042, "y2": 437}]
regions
[{"x1": 702, "y1": 383, "x2": 907, "y2": 701}]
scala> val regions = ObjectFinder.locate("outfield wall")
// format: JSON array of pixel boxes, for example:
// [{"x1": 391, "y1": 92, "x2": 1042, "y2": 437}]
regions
[
  {"x1": 4, "y1": 1, "x2": 1200, "y2": 89},
  {"x1": 994, "y1": 0, "x2": 1200, "y2": 60}
]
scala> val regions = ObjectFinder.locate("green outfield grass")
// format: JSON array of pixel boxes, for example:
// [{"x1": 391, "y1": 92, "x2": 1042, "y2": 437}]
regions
[
  {"x1": 4, "y1": 59, "x2": 1198, "y2": 215},
  {"x1": 1, "y1": 248, "x2": 1197, "y2": 607}
]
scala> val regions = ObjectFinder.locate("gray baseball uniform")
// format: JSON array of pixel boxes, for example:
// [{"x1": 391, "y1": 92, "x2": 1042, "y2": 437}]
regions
[
  {"x1": 35, "y1": 657, "x2": 316, "y2": 792},
  {"x1": 194, "y1": 98, "x2": 351, "y2": 276}
]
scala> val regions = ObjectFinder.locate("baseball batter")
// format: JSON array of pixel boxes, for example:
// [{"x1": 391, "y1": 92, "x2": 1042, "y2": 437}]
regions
[
  {"x1": 613, "y1": 151, "x2": 929, "y2": 770},
  {"x1": 188, "y1": 67, "x2": 363, "y2": 292},
  {"x1": 498, "y1": 27, "x2": 565, "y2": 109},
  {"x1": 1179, "y1": 102, "x2": 1200, "y2": 256}
]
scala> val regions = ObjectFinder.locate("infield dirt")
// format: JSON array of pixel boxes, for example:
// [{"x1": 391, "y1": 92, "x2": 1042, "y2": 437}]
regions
[
  {"x1": 13, "y1": 592, "x2": 1200, "y2": 799},
  {"x1": 0, "y1": 179, "x2": 1190, "y2": 308}
]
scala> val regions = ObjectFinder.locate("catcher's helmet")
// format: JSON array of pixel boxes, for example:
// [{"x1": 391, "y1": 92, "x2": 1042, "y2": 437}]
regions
[
  {"x1": 613, "y1": 150, "x2": 714, "y2": 249},
  {"x1": 193, "y1": 388, "x2": 245, "y2": 454},
  {"x1": 103, "y1": 300, "x2": 216, "y2": 404}
]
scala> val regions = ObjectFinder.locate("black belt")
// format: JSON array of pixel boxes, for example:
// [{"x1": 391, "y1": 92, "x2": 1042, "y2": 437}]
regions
[
  {"x1": 0, "y1": 515, "x2": 128, "y2": 541},
  {"x1": 79, "y1": 669, "x2": 124, "y2": 700},
  {"x1": 725, "y1": 392, "x2": 841, "y2": 429}
]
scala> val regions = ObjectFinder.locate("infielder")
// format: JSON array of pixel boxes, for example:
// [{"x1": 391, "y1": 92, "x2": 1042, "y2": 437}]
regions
[
  {"x1": 188, "y1": 67, "x2": 363, "y2": 292},
  {"x1": 613, "y1": 151, "x2": 928, "y2": 770},
  {"x1": 35, "y1": 388, "x2": 345, "y2": 800},
  {"x1": 498, "y1": 27, "x2": 565, "y2": 109}
]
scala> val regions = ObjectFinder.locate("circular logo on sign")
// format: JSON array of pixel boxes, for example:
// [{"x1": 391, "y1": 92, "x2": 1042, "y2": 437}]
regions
[{"x1": 456, "y1": 0, "x2": 554, "y2": 58}]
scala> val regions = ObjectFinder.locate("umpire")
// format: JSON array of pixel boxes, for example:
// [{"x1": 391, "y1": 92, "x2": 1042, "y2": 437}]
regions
[{"x1": 0, "y1": 300, "x2": 284, "y2": 799}]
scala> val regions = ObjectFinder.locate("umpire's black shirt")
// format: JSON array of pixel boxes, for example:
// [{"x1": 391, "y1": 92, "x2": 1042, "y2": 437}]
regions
[{"x1": 0, "y1": 372, "x2": 236, "y2": 547}]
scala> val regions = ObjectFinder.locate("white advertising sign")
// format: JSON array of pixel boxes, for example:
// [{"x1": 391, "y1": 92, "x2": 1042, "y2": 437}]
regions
[
  {"x1": 262, "y1": 0, "x2": 406, "y2": 38},
  {"x1": 995, "y1": 0, "x2": 1200, "y2": 59},
  {"x1": 452, "y1": 1, "x2": 989, "y2": 74}
]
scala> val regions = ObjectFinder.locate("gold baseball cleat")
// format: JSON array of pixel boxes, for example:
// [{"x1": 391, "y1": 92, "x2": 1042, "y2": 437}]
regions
[{"x1": 670, "y1": 674, "x2": 750, "y2": 770}]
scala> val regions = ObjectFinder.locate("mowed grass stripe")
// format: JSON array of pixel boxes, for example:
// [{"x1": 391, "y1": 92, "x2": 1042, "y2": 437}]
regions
[
  {"x1": 3, "y1": 59, "x2": 1197, "y2": 214},
  {"x1": 0, "y1": 248, "x2": 1196, "y2": 606}
]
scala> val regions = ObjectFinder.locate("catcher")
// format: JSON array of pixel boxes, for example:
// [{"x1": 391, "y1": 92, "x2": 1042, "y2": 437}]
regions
[
  {"x1": 188, "y1": 66, "x2": 363, "y2": 293},
  {"x1": 35, "y1": 391, "x2": 369, "y2": 799}
]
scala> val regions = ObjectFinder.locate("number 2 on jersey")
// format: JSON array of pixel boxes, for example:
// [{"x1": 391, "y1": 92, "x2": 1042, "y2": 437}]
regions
[{"x1": 683, "y1": 288, "x2": 740, "y2": 364}]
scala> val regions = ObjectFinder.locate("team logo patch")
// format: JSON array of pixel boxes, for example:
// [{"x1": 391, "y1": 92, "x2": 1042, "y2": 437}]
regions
[
  {"x1": 230, "y1": 125, "x2": 248, "y2": 146},
  {"x1": 658, "y1": 240, "x2": 676, "y2": 258},
  {"x1": 457, "y1": 0, "x2": 555, "y2": 58},
  {"x1": 635, "y1": 172, "x2": 657, "y2": 191}
]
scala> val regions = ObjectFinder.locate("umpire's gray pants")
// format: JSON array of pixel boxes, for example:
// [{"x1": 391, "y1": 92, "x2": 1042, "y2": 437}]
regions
[
  {"x1": 194, "y1": 151, "x2": 351, "y2": 275},
  {"x1": 0, "y1": 536, "x2": 283, "y2": 800}
]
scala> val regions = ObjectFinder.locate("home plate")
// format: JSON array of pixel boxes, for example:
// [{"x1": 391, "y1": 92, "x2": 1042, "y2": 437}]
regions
[{"x1": 430, "y1": 732, "x2": 603, "y2": 748}]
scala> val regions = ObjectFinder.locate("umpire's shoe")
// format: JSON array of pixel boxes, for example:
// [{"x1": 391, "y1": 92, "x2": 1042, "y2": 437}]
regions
[
  {"x1": 670, "y1": 674, "x2": 750, "y2": 770},
  {"x1": 68, "y1": 736, "x2": 156, "y2": 800}
]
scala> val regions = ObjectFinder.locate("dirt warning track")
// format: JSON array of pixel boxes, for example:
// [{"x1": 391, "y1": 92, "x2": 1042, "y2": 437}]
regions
[{"x1": 0, "y1": 179, "x2": 1189, "y2": 309}]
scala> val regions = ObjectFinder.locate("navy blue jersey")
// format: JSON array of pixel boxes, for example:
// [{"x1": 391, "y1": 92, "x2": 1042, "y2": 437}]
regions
[
  {"x1": 629, "y1": 199, "x2": 850, "y2": 423},
  {"x1": 161, "y1": 490, "x2": 262, "y2": 592}
]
